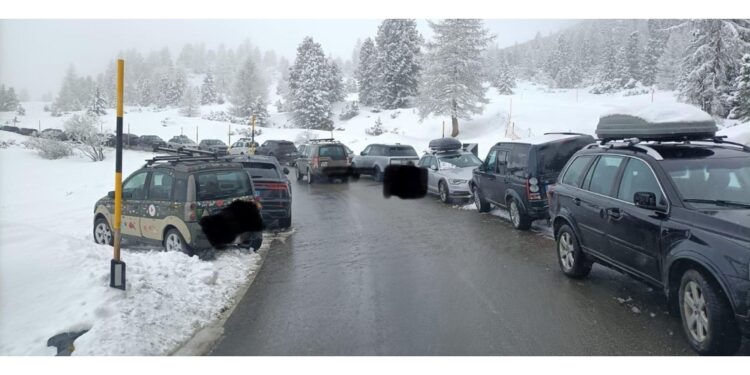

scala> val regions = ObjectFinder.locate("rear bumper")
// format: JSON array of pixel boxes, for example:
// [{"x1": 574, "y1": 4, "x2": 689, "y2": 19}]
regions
[
  {"x1": 260, "y1": 205, "x2": 291, "y2": 228},
  {"x1": 186, "y1": 222, "x2": 213, "y2": 249},
  {"x1": 526, "y1": 201, "x2": 550, "y2": 220},
  {"x1": 318, "y1": 166, "x2": 353, "y2": 177}
]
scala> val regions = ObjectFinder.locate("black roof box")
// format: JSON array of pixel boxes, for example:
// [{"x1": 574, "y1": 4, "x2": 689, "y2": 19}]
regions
[
  {"x1": 428, "y1": 137, "x2": 462, "y2": 151},
  {"x1": 596, "y1": 103, "x2": 717, "y2": 142}
]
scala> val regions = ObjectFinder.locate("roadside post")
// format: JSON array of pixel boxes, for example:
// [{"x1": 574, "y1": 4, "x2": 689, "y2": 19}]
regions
[
  {"x1": 196, "y1": 126, "x2": 199, "y2": 143},
  {"x1": 110, "y1": 59, "x2": 126, "y2": 290},
  {"x1": 250, "y1": 115, "x2": 256, "y2": 155},
  {"x1": 227, "y1": 123, "x2": 231, "y2": 147},
  {"x1": 442, "y1": 121, "x2": 445, "y2": 138}
]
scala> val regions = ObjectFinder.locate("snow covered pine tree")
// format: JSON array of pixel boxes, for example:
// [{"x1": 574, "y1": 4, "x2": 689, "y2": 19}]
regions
[
  {"x1": 356, "y1": 38, "x2": 380, "y2": 107},
  {"x1": 418, "y1": 19, "x2": 494, "y2": 137},
  {"x1": 731, "y1": 53, "x2": 750, "y2": 122},
  {"x1": 288, "y1": 37, "x2": 334, "y2": 130},
  {"x1": 375, "y1": 19, "x2": 422, "y2": 109}
]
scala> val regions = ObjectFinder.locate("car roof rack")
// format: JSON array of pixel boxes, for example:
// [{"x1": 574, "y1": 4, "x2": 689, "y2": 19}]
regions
[
  {"x1": 543, "y1": 132, "x2": 590, "y2": 136},
  {"x1": 589, "y1": 136, "x2": 750, "y2": 160},
  {"x1": 308, "y1": 138, "x2": 337, "y2": 143},
  {"x1": 145, "y1": 147, "x2": 234, "y2": 166}
]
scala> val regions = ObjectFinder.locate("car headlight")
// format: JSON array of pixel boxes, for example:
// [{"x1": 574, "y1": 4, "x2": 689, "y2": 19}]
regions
[
  {"x1": 529, "y1": 177, "x2": 539, "y2": 185},
  {"x1": 449, "y1": 179, "x2": 467, "y2": 185},
  {"x1": 529, "y1": 184, "x2": 540, "y2": 193}
]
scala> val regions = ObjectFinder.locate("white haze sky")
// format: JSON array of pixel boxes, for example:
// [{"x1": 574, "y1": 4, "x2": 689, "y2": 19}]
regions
[{"x1": 0, "y1": 19, "x2": 577, "y2": 99}]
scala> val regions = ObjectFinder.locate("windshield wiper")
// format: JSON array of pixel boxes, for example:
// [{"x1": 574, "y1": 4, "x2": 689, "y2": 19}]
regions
[{"x1": 683, "y1": 198, "x2": 750, "y2": 209}]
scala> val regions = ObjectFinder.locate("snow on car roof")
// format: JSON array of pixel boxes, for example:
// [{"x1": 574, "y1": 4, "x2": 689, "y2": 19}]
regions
[
  {"x1": 505, "y1": 133, "x2": 585, "y2": 145},
  {"x1": 600, "y1": 102, "x2": 713, "y2": 124}
]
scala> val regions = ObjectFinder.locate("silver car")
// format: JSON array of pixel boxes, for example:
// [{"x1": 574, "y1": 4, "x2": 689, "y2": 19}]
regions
[
  {"x1": 418, "y1": 150, "x2": 483, "y2": 203},
  {"x1": 167, "y1": 135, "x2": 198, "y2": 149},
  {"x1": 352, "y1": 144, "x2": 419, "y2": 182}
]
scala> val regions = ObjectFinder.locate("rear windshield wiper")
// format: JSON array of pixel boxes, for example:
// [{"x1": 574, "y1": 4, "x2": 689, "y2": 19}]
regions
[{"x1": 683, "y1": 198, "x2": 750, "y2": 209}]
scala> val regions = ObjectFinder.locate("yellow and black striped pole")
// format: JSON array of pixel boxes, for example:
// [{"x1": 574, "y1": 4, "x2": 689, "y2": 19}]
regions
[{"x1": 110, "y1": 59, "x2": 126, "y2": 290}]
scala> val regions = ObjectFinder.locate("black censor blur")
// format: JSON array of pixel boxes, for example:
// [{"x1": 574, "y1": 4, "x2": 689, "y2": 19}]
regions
[
  {"x1": 383, "y1": 165, "x2": 428, "y2": 199},
  {"x1": 199, "y1": 200, "x2": 264, "y2": 249}
]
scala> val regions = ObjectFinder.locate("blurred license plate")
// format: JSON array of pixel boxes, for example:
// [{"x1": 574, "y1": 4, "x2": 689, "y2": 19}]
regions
[{"x1": 320, "y1": 162, "x2": 328, "y2": 167}]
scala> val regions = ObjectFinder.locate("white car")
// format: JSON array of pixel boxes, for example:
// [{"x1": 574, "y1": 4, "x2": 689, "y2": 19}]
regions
[{"x1": 229, "y1": 139, "x2": 259, "y2": 155}]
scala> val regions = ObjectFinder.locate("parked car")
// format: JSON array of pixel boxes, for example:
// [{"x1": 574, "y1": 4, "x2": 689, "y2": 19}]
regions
[
  {"x1": 234, "y1": 155, "x2": 292, "y2": 229},
  {"x1": 255, "y1": 140, "x2": 299, "y2": 165},
  {"x1": 352, "y1": 143, "x2": 420, "y2": 182},
  {"x1": 228, "y1": 139, "x2": 259, "y2": 155},
  {"x1": 17, "y1": 128, "x2": 38, "y2": 137},
  {"x1": 1, "y1": 126, "x2": 21, "y2": 134},
  {"x1": 294, "y1": 144, "x2": 309, "y2": 168},
  {"x1": 198, "y1": 139, "x2": 229, "y2": 155},
  {"x1": 40, "y1": 128, "x2": 67, "y2": 141},
  {"x1": 471, "y1": 133, "x2": 595, "y2": 230},
  {"x1": 418, "y1": 138, "x2": 483, "y2": 203},
  {"x1": 137, "y1": 135, "x2": 167, "y2": 151},
  {"x1": 295, "y1": 139, "x2": 352, "y2": 183},
  {"x1": 167, "y1": 135, "x2": 198, "y2": 149},
  {"x1": 92, "y1": 156, "x2": 262, "y2": 256},
  {"x1": 549, "y1": 109, "x2": 750, "y2": 355},
  {"x1": 99, "y1": 133, "x2": 116, "y2": 147},
  {"x1": 123, "y1": 133, "x2": 140, "y2": 148}
]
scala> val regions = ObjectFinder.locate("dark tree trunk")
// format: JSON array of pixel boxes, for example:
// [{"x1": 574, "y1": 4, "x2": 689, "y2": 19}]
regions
[{"x1": 451, "y1": 99, "x2": 459, "y2": 137}]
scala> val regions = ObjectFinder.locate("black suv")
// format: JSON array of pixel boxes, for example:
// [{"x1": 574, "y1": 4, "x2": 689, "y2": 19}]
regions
[
  {"x1": 549, "y1": 138, "x2": 750, "y2": 355},
  {"x1": 255, "y1": 140, "x2": 298, "y2": 165},
  {"x1": 234, "y1": 155, "x2": 293, "y2": 229},
  {"x1": 137, "y1": 135, "x2": 167, "y2": 152},
  {"x1": 471, "y1": 133, "x2": 594, "y2": 229}
]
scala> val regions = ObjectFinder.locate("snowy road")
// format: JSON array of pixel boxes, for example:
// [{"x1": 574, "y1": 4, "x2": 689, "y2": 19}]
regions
[{"x1": 209, "y1": 171, "x2": 750, "y2": 355}]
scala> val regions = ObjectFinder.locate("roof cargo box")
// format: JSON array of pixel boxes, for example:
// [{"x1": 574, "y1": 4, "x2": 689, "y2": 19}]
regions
[
  {"x1": 428, "y1": 137, "x2": 462, "y2": 151},
  {"x1": 596, "y1": 103, "x2": 717, "y2": 142}
]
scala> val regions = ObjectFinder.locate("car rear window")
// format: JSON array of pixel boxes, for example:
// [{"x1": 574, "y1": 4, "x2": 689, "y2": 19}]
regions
[
  {"x1": 535, "y1": 138, "x2": 591, "y2": 180},
  {"x1": 195, "y1": 170, "x2": 253, "y2": 201},
  {"x1": 318, "y1": 145, "x2": 347, "y2": 160},
  {"x1": 388, "y1": 146, "x2": 418, "y2": 157},
  {"x1": 245, "y1": 162, "x2": 280, "y2": 179}
]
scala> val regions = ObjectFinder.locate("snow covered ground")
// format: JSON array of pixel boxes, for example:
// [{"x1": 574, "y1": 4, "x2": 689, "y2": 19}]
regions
[{"x1": 1, "y1": 81, "x2": 748, "y2": 355}]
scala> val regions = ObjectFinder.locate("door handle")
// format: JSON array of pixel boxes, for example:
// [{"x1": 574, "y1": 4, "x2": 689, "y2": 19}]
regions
[
  {"x1": 573, "y1": 198, "x2": 581, "y2": 206},
  {"x1": 607, "y1": 207, "x2": 622, "y2": 220}
]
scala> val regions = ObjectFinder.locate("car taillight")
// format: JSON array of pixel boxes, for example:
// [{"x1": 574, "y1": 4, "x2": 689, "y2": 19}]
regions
[
  {"x1": 527, "y1": 178, "x2": 542, "y2": 201},
  {"x1": 186, "y1": 203, "x2": 197, "y2": 221},
  {"x1": 312, "y1": 156, "x2": 320, "y2": 168}
]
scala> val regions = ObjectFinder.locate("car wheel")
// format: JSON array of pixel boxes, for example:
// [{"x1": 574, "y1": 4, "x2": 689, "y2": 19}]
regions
[
  {"x1": 351, "y1": 163, "x2": 360, "y2": 179},
  {"x1": 93, "y1": 217, "x2": 113, "y2": 246},
  {"x1": 556, "y1": 225, "x2": 592, "y2": 278},
  {"x1": 508, "y1": 198, "x2": 531, "y2": 230},
  {"x1": 473, "y1": 185, "x2": 491, "y2": 212},
  {"x1": 374, "y1": 166, "x2": 384, "y2": 182},
  {"x1": 678, "y1": 269, "x2": 742, "y2": 355},
  {"x1": 307, "y1": 168, "x2": 314, "y2": 184},
  {"x1": 164, "y1": 228, "x2": 192, "y2": 256},
  {"x1": 244, "y1": 231, "x2": 263, "y2": 251},
  {"x1": 438, "y1": 181, "x2": 451, "y2": 204},
  {"x1": 279, "y1": 215, "x2": 292, "y2": 228},
  {"x1": 296, "y1": 167, "x2": 303, "y2": 181}
]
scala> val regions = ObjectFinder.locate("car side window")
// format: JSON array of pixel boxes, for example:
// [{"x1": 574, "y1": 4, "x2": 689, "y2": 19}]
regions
[
  {"x1": 617, "y1": 158, "x2": 664, "y2": 206},
  {"x1": 123, "y1": 171, "x2": 148, "y2": 200},
  {"x1": 484, "y1": 150, "x2": 498, "y2": 172},
  {"x1": 418, "y1": 156, "x2": 429, "y2": 167},
  {"x1": 561, "y1": 155, "x2": 594, "y2": 187},
  {"x1": 429, "y1": 156, "x2": 438, "y2": 169},
  {"x1": 508, "y1": 145, "x2": 529, "y2": 177},
  {"x1": 363, "y1": 146, "x2": 372, "y2": 155},
  {"x1": 147, "y1": 171, "x2": 174, "y2": 201},
  {"x1": 586, "y1": 155, "x2": 625, "y2": 197},
  {"x1": 495, "y1": 150, "x2": 509, "y2": 175}
]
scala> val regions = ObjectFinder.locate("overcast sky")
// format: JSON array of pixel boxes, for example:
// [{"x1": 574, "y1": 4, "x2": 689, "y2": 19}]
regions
[{"x1": 0, "y1": 19, "x2": 577, "y2": 99}]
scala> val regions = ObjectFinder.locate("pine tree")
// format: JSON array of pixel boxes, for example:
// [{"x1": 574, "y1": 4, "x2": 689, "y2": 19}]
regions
[
  {"x1": 201, "y1": 70, "x2": 218, "y2": 105},
  {"x1": 326, "y1": 61, "x2": 346, "y2": 103},
  {"x1": 625, "y1": 31, "x2": 642, "y2": 83},
  {"x1": 375, "y1": 19, "x2": 422, "y2": 109},
  {"x1": 288, "y1": 37, "x2": 334, "y2": 130},
  {"x1": 250, "y1": 97, "x2": 270, "y2": 126},
  {"x1": 230, "y1": 57, "x2": 266, "y2": 118},
  {"x1": 642, "y1": 20, "x2": 669, "y2": 86},
  {"x1": 137, "y1": 77, "x2": 152, "y2": 107},
  {"x1": 678, "y1": 20, "x2": 750, "y2": 117},
  {"x1": 179, "y1": 86, "x2": 200, "y2": 117},
  {"x1": 54, "y1": 66, "x2": 86, "y2": 111},
  {"x1": 356, "y1": 38, "x2": 379, "y2": 106},
  {"x1": 417, "y1": 19, "x2": 494, "y2": 137},
  {"x1": 156, "y1": 72, "x2": 172, "y2": 108},
  {"x1": 168, "y1": 68, "x2": 187, "y2": 106},
  {"x1": 0, "y1": 85, "x2": 6, "y2": 111},
  {"x1": 731, "y1": 54, "x2": 750, "y2": 122},
  {"x1": 548, "y1": 34, "x2": 577, "y2": 88},
  {"x1": 656, "y1": 31, "x2": 690, "y2": 90},
  {"x1": 2, "y1": 86, "x2": 19, "y2": 111},
  {"x1": 16, "y1": 103, "x2": 25, "y2": 116},
  {"x1": 489, "y1": 55, "x2": 515, "y2": 94},
  {"x1": 87, "y1": 86, "x2": 108, "y2": 116}
]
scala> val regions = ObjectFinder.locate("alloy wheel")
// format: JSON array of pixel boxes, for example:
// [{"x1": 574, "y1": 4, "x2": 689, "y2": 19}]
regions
[
  {"x1": 94, "y1": 222, "x2": 112, "y2": 245},
  {"x1": 510, "y1": 201, "x2": 520, "y2": 227},
  {"x1": 165, "y1": 233, "x2": 183, "y2": 252},
  {"x1": 683, "y1": 280, "x2": 710, "y2": 343},
  {"x1": 558, "y1": 232, "x2": 575, "y2": 270}
]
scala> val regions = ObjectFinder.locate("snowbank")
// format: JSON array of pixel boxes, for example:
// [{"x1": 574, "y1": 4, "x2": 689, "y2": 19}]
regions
[{"x1": 0, "y1": 134, "x2": 263, "y2": 355}]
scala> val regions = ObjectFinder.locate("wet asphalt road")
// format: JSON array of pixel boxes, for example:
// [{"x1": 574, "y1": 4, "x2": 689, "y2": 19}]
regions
[{"x1": 210, "y1": 171, "x2": 749, "y2": 356}]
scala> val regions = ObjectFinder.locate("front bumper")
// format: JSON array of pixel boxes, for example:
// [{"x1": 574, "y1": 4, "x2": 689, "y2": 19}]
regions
[{"x1": 448, "y1": 183, "x2": 472, "y2": 198}]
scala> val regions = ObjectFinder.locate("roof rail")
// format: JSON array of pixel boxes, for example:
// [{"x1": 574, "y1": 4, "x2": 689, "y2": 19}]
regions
[
  {"x1": 692, "y1": 136, "x2": 750, "y2": 152},
  {"x1": 543, "y1": 132, "x2": 590, "y2": 136},
  {"x1": 589, "y1": 138, "x2": 664, "y2": 160},
  {"x1": 308, "y1": 138, "x2": 337, "y2": 143},
  {"x1": 154, "y1": 146, "x2": 217, "y2": 157},
  {"x1": 145, "y1": 147, "x2": 231, "y2": 166}
]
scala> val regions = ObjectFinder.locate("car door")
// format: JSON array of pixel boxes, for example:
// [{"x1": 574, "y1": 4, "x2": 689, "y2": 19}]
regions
[
  {"x1": 121, "y1": 170, "x2": 149, "y2": 238},
  {"x1": 141, "y1": 170, "x2": 175, "y2": 241},
  {"x1": 475, "y1": 149, "x2": 498, "y2": 202},
  {"x1": 490, "y1": 148, "x2": 510, "y2": 204},
  {"x1": 427, "y1": 156, "x2": 440, "y2": 193},
  {"x1": 358, "y1": 145, "x2": 373, "y2": 170},
  {"x1": 603, "y1": 157, "x2": 667, "y2": 283},
  {"x1": 576, "y1": 155, "x2": 626, "y2": 256}
]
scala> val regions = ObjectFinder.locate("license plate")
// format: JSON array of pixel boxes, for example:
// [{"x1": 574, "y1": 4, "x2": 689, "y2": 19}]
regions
[{"x1": 320, "y1": 162, "x2": 328, "y2": 167}]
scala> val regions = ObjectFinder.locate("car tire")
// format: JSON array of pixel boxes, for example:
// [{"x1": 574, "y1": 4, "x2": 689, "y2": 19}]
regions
[
  {"x1": 374, "y1": 166, "x2": 384, "y2": 182},
  {"x1": 164, "y1": 228, "x2": 193, "y2": 256},
  {"x1": 678, "y1": 269, "x2": 742, "y2": 355},
  {"x1": 296, "y1": 167, "x2": 303, "y2": 181},
  {"x1": 556, "y1": 225, "x2": 592, "y2": 278},
  {"x1": 351, "y1": 163, "x2": 360, "y2": 179},
  {"x1": 93, "y1": 217, "x2": 113, "y2": 246},
  {"x1": 279, "y1": 215, "x2": 292, "y2": 228},
  {"x1": 245, "y1": 231, "x2": 263, "y2": 251},
  {"x1": 438, "y1": 181, "x2": 451, "y2": 204},
  {"x1": 508, "y1": 198, "x2": 531, "y2": 230},
  {"x1": 307, "y1": 168, "x2": 314, "y2": 184},
  {"x1": 473, "y1": 185, "x2": 491, "y2": 213}
]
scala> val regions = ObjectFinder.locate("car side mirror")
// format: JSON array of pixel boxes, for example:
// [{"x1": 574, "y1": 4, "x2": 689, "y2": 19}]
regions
[
  {"x1": 360, "y1": 151, "x2": 366, "y2": 156},
  {"x1": 283, "y1": 167, "x2": 290, "y2": 175},
  {"x1": 634, "y1": 192, "x2": 658, "y2": 210}
]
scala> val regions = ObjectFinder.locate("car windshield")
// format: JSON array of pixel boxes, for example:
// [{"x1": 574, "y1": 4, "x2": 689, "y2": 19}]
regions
[
  {"x1": 246, "y1": 162, "x2": 280, "y2": 179},
  {"x1": 660, "y1": 157, "x2": 750, "y2": 208},
  {"x1": 438, "y1": 153, "x2": 482, "y2": 169},
  {"x1": 388, "y1": 146, "x2": 418, "y2": 157},
  {"x1": 195, "y1": 170, "x2": 253, "y2": 201}
]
